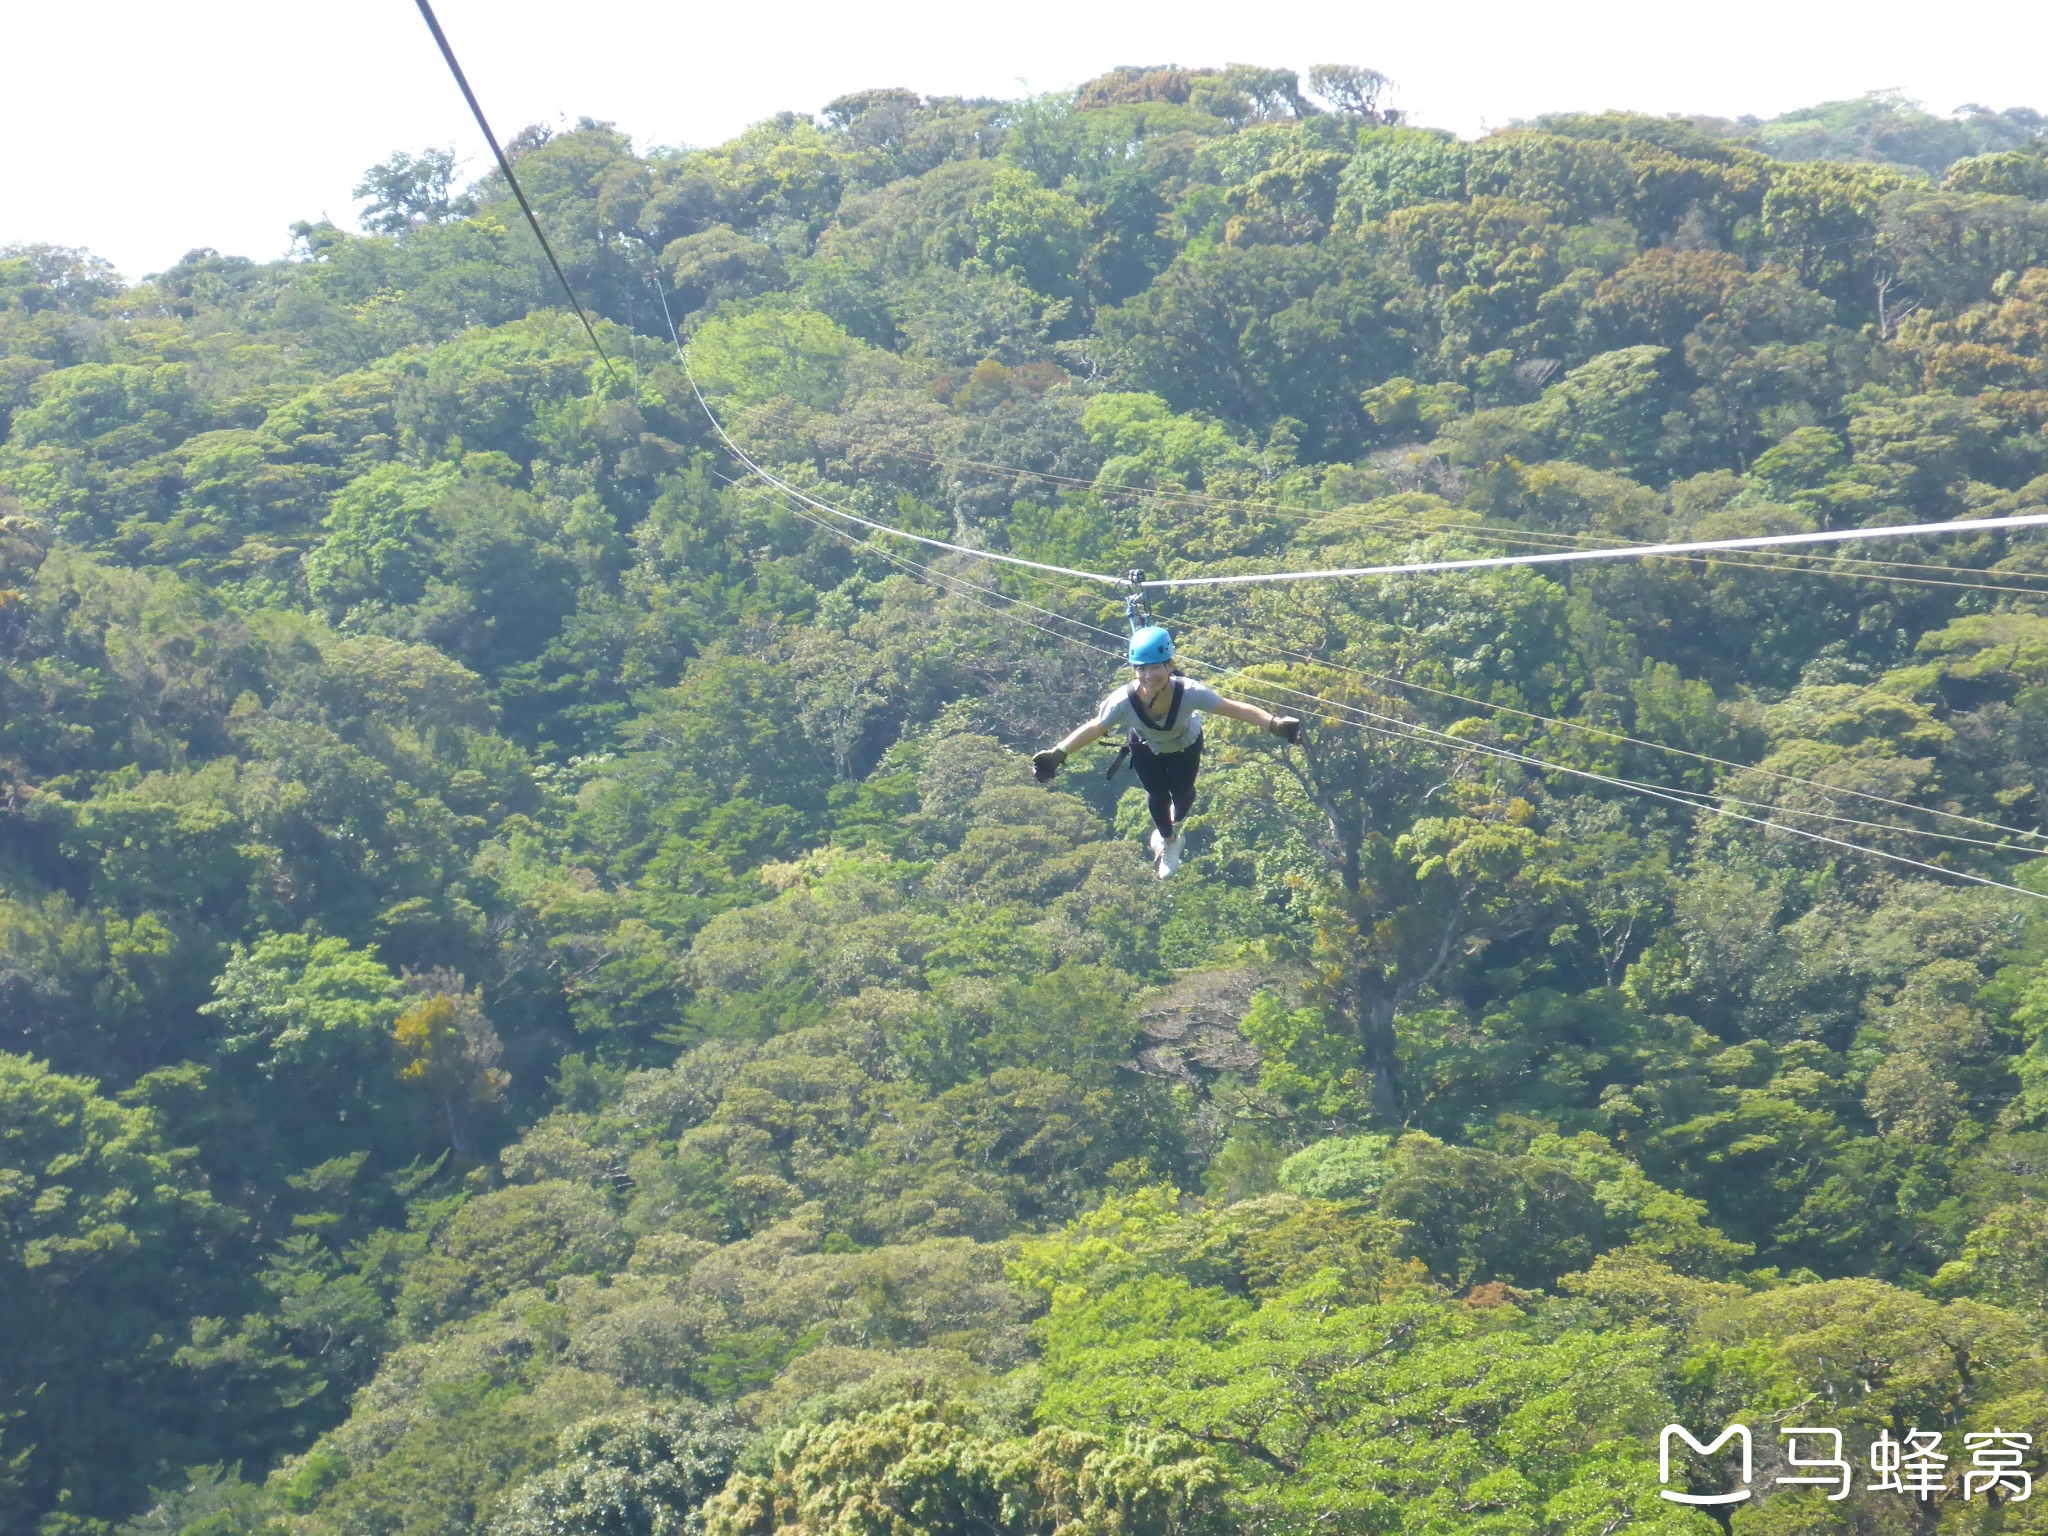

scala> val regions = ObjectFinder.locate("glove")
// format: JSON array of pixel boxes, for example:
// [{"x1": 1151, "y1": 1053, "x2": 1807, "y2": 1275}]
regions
[
  {"x1": 1032, "y1": 747, "x2": 1068, "y2": 784},
  {"x1": 1269, "y1": 716, "x2": 1303, "y2": 745}
]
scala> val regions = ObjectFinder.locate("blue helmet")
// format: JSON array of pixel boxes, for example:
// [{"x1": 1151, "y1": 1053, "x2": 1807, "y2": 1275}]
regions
[{"x1": 1128, "y1": 625, "x2": 1175, "y2": 666}]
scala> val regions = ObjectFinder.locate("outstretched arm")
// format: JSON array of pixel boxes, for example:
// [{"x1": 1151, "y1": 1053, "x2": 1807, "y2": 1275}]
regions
[
  {"x1": 1213, "y1": 695, "x2": 1304, "y2": 742},
  {"x1": 1211, "y1": 697, "x2": 1278, "y2": 729},
  {"x1": 1054, "y1": 720, "x2": 1111, "y2": 754},
  {"x1": 1034, "y1": 718, "x2": 1110, "y2": 783}
]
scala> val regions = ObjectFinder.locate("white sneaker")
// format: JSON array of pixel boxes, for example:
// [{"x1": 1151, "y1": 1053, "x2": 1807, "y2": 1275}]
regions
[
  {"x1": 1148, "y1": 828, "x2": 1166, "y2": 860},
  {"x1": 1158, "y1": 833, "x2": 1183, "y2": 878}
]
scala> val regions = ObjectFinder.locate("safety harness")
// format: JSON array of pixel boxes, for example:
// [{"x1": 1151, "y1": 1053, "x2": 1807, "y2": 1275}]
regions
[{"x1": 1107, "y1": 677, "x2": 1185, "y2": 782}]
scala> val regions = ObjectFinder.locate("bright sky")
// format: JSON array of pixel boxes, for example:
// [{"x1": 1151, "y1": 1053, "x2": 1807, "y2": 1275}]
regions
[{"x1": 9, "y1": 0, "x2": 2047, "y2": 280}]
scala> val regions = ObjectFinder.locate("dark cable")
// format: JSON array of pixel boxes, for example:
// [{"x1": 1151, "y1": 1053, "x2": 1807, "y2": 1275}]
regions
[{"x1": 410, "y1": 0, "x2": 623, "y2": 386}]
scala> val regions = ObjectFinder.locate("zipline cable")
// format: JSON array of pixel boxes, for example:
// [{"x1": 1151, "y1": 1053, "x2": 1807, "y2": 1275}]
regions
[
  {"x1": 675, "y1": 376, "x2": 2048, "y2": 597},
  {"x1": 412, "y1": 0, "x2": 623, "y2": 388},
  {"x1": 1140, "y1": 511, "x2": 2048, "y2": 589},
  {"x1": 882, "y1": 441, "x2": 2048, "y2": 593},
  {"x1": 838, "y1": 418, "x2": 2048, "y2": 591}
]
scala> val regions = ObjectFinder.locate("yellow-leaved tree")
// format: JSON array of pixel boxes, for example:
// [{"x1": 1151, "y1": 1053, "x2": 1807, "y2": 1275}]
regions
[{"x1": 391, "y1": 969, "x2": 508, "y2": 1158}]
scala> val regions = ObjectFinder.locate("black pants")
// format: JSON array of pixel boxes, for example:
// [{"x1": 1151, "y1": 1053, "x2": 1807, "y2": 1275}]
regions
[{"x1": 1130, "y1": 736, "x2": 1202, "y2": 839}]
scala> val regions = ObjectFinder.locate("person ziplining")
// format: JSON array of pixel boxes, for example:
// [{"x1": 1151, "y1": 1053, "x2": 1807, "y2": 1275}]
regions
[
  {"x1": 1032, "y1": 623, "x2": 1301, "y2": 878},
  {"x1": 404, "y1": 0, "x2": 2048, "y2": 899}
]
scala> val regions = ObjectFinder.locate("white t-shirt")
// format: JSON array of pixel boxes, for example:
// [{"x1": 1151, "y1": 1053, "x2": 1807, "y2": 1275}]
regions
[{"x1": 1095, "y1": 677, "x2": 1222, "y2": 754}]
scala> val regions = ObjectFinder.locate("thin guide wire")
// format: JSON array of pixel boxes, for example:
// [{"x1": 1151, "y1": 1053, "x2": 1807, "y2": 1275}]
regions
[
  {"x1": 412, "y1": 0, "x2": 622, "y2": 387},
  {"x1": 1142, "y1": 512, "x2": 2048, "y2": 588}
]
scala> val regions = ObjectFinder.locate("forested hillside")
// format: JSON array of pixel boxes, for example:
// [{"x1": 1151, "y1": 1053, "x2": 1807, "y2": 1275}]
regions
[{"x1": 9, "y1": 66, "x2": 2048, "y2": 1535}]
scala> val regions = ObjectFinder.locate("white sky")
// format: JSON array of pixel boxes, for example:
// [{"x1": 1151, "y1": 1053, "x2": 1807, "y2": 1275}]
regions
[{"x1": 7, "y1": 0, "x2": 2047, "y2": 280}]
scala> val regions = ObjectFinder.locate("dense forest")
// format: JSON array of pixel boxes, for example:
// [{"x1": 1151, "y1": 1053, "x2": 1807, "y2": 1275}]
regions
[{"x1": 9, "y1": 62, "x2": 2048, "y2": 1535}]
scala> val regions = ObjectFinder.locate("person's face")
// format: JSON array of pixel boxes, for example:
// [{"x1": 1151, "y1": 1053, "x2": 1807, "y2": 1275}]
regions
[{"x1": 1133, "y1": 660, "x2": 1171, "y2": 694}]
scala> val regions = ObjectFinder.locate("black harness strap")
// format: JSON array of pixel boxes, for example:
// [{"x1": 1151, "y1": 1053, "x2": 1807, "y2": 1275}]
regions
[
  {"x1": 1129, "y1": 677, "x2": 1185, "y2": 732},
  {"x1": 1111, "y1": 679, "x2": 1185, "y2": 780}
]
